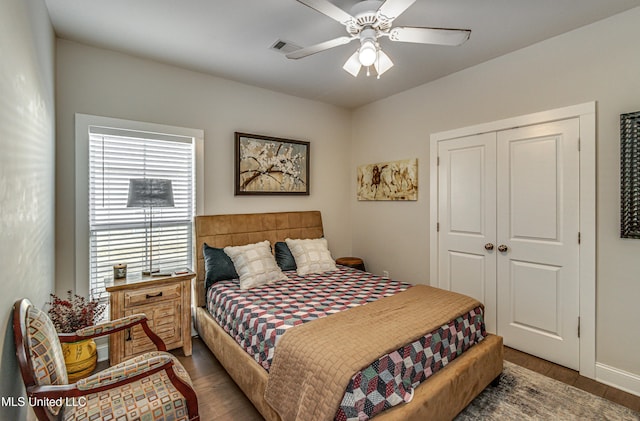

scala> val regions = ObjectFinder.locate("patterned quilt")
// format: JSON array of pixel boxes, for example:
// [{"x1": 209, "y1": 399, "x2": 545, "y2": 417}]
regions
[{"x1": 206, "y1": 266, "x2": 486, "y2": 421}]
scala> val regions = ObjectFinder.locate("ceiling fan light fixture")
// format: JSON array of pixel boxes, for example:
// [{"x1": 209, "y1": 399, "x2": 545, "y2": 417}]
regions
[{"x1": 358, "y1": 39, "x2": 377, "y2": 66}]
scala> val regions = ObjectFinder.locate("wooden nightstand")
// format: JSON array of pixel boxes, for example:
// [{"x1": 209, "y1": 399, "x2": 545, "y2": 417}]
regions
[
  {"x1": 106, "y1": 270, "x2": 194, "y2": 365},
  {"x1": 336, "y1": 257, "x2": 366, "y2": 271}
]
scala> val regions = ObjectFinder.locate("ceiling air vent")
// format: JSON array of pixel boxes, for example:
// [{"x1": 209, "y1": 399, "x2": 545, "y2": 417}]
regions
[{"x1": 270, "y1": 39, "x2": 302, "y2": 55}]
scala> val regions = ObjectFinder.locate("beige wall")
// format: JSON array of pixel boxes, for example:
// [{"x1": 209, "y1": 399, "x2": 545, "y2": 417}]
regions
[
  {"x1": 55, "y1": 40, "x2": 353, "y2": 294},
  {"x1": 0, "y1": 0, "x2": 56, "y2": 419},
  {"x1": 352, "y1": 8, "x2": 640, "y2": 379}
]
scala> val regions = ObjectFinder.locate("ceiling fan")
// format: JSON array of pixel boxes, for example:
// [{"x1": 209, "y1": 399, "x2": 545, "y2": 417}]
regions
[{"x1": 286, "y1": 0, "x2": 471, "y2": 78}]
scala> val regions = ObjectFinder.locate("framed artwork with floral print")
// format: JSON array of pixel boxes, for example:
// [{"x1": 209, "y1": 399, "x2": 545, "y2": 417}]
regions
[{"x1": 235, "y1": 132, "x2": 310, "y2": 195}]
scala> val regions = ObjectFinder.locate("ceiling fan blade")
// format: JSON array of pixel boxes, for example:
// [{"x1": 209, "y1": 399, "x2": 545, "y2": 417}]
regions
[
  {"x1": 343, "y1": 51, "x2": 362, "y2": 77},
  {"x1": 389, "y1": 26, "x2": 471, "y2": 46},
  {"x1": 295, "y1": 0, "x2": 355, "y2": 25},
  {"x1": 377, "y1": 0, "x2": 416, "y2": 20},
  {"x1": 286, "y1": 36, "x2": 355, "y2": 59},
  {"x1": 374, "y1": 50, "x2": 394, "y2": 76}
]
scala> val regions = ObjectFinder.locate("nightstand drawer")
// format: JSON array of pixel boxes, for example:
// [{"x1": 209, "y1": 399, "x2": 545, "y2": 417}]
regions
[{"x1": 124, "y1": 283, "x2": 181, "y2": 307}]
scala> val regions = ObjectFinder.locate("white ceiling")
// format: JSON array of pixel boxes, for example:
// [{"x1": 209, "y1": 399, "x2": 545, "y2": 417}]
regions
[{"x1": 43, "y1": 0, "x2": 640, "y2": 109}]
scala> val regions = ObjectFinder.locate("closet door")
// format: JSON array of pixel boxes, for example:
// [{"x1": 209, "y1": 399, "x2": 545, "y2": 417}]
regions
[
  {"x1": 496, "y1": 118, "x2": 580, "y2": 370},
  {"x1": 438, "y1": 132, "x2": 497, "y2": 333}
]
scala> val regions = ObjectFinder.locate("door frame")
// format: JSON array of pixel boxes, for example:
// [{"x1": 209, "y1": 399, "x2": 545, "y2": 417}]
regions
[{"x1": 429, "y1": 102, "x2": 596, "y2": 379}]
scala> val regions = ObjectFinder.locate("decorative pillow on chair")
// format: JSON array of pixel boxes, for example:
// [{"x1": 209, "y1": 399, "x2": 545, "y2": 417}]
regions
[
  {"x1": 224, "y1": 241, "x2": 288, "y2": 290},
  {"x1": 274, "y1": 241, "x2": 297, "y2": 271},
  {"x1": 203, "y1": 243, "x2": 239, "y2": 290},
  {"x1": 285, "y1": 238, "x2": 337, "y2": 276}
]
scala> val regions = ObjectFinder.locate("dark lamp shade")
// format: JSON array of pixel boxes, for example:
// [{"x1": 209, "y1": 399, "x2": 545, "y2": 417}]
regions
[{"x1": 127, "y1": 178, "x2": 175, "y2": 208}]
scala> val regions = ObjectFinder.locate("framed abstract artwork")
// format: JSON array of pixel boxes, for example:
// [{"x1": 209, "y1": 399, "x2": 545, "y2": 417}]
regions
[
  {"x1": 357, "y1": 158, "x2": 418, "y2": 201},
  {"x1": 235, "y1": 132, "x2": 310, "y2": 195},
  {"x1": 620, "y1": 111, "x2": 640, "y2": 238}
]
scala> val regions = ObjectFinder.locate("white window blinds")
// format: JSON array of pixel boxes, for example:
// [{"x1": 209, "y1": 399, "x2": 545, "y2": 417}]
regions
[{"x1": 88, "y1": 126, "x2": 195, "y2": 305}]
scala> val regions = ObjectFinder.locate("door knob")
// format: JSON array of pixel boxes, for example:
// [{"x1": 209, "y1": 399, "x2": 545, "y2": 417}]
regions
[
  {"x1": 484, "y1": 243, "x2": 494, "y2": 251},
  {"x1": 498, "y1": 244, "x2": 509, "y2": 252}
]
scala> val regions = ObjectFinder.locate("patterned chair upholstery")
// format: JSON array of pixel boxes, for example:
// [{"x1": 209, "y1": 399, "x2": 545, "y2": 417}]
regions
[{"x1": 13, "y1": 298, "x2": 199, "y2": 421}]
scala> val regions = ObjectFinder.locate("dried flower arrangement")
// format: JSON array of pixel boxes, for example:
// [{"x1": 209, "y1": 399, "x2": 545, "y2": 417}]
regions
[{"x1": 48, "y1": 291, "x2": 106, "y2": 333}]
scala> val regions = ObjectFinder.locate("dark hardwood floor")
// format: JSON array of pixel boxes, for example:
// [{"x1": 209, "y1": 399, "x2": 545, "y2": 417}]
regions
[
  {"x1": 173, "y1": 338, "x2": 263, "y2": 420},
  {"x1": 169, "y1": 338, "x2": 640, "y2": 420}
]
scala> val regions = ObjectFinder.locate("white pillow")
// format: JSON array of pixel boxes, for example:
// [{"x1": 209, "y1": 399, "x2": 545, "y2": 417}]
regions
[
  {"x1": 285, "y1": 238, "x2": 337, "y2": 276},
  {"x1": 224, "y1": 241, "x2": 288, "y2": 290}
]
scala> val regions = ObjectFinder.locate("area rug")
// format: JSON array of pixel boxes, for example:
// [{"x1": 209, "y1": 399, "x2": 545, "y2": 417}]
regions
[{"x1": 456, "y1": 361, "x2": 640, "y2": 420}]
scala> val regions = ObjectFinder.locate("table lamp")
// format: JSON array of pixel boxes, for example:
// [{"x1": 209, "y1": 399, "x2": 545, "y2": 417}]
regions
[{"x1": 126, "y1": 178, "x2": 174, "y2": 275}]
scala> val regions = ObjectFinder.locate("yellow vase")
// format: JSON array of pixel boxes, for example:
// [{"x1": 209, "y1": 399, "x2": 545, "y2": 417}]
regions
[{"x1": 62, "y1": 338, "x2": 97, "y2": 382}]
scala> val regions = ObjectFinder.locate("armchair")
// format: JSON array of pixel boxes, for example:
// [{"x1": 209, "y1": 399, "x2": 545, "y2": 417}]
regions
[{"x1": 13, "y1": 298, "x2": 199, "y2": 420}]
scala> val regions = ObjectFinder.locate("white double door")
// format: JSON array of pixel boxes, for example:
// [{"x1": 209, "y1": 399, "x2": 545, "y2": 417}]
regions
[{"x1": 437, "y1": 118, "x2": 580, "y2": 370}]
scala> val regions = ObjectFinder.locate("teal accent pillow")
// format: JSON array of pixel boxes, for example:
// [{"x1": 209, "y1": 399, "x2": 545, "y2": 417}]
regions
[
  {"x1": 203, "y1": 243, "x2": 238, "y2": 290},
  {"x1": 274, "y1": 241, "x2": 297, "y2": 271}
]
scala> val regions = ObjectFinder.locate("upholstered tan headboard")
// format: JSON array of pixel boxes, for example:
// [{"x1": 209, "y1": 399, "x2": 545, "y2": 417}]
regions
[{"x1": 194, "y1": 211, "x2": 324, "y2": 307}]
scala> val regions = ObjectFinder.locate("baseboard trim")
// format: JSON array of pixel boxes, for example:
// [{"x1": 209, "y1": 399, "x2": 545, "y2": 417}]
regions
[
  {"x1": 97, "y1": 342, "x2": 109, "y2": 362},
  {"x1": 596, "y1": 362, "x2": 640, "y2": 397}
]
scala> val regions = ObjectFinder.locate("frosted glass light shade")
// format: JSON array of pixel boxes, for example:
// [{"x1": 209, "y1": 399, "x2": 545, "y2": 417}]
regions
[
  {"x1": 374, "y1": 50, "x2": 394, "y2": 76},
  {"x1": 358, "y1": 40, "x2": 377, "y2": 66},
  {"x1": 343, "y1": 51, "x2": 362, "y2": 77}
]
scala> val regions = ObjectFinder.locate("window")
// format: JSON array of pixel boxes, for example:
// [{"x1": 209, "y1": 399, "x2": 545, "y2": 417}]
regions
[{"x1": 76, "y1": 115, "x2": 203, "y2": 309}]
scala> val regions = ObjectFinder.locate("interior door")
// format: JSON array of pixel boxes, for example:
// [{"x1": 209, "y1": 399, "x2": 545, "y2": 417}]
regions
[
  {"x1": 496, "y1": 118, "x2": 580, "y2": 370},
  {"x1": 438, "y1": 132, "x2": 497, "y2": 333}
]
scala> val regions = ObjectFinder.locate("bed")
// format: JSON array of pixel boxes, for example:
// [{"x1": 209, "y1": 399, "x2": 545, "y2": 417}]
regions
[{"x1": 193, "y1": 211, "x2": 503, "y2": 421}]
